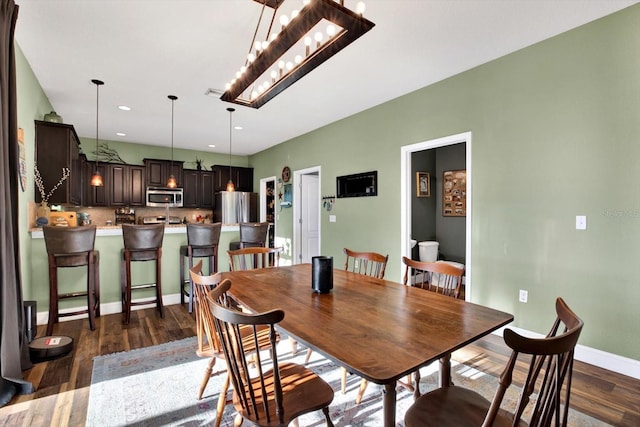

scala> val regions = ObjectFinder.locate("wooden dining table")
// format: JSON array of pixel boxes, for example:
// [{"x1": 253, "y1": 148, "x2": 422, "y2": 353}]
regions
[{"x1": 222, "y1": 264, "x2": 513, "y2": 426}]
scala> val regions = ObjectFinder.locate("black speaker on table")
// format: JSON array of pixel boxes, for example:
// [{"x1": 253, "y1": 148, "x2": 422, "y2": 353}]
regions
[{"x1": 312, "y1": 256, "x2": 333, "y2": 294}]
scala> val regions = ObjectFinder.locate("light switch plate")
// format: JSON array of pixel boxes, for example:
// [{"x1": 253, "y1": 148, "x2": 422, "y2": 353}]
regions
[{"x1": 576, "y1": 215, "x2": 587, "y2": 230}]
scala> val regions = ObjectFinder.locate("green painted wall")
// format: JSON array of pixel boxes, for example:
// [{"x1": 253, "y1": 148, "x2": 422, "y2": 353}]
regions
[
  {"x1": 15, "y1": 6, "x2": 640, "y2": 360},
  {"x1": 249, "y1": 6, "x2": 640, "y2": 360}
]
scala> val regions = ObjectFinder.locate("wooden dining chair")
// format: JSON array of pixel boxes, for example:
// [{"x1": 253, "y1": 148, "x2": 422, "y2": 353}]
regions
[
  {"x1": 227, "y1": 246, "x2": 282, "y2": 271},
  {"x1": 401, "y1": 256, "x2": 466, "y2": 398},
  {"x1": 190, "y1": 260, "x2": 276, "y2": 427},
  {"x1": 343, "y1": 247, "x2": 388, "y2": 279},
  {"x1": 402, "y1": 256, "x2": 464, "y2": 299},
  {"x1": 207, "y1": 280, "x2": 335, "y2": 427},
  {"x1": 405, "y1": 297, "x2": 584, "y2": 427},
  {"x1": 317, "y1": 247, "x2": 388, "y2": 403}
]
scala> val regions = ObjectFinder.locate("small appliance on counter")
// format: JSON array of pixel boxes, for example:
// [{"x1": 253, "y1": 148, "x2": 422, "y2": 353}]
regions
[
  {"x1": 142, "y1": 215, "x2": 182, "y2": 225},
  {"x1": 115, "y1": 207, "x2": 136, "y2": 225}
]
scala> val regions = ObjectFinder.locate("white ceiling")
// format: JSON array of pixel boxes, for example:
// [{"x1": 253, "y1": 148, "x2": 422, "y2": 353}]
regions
[{"x1": 14, "y1": 0, "x2": 637, "y2": 156}]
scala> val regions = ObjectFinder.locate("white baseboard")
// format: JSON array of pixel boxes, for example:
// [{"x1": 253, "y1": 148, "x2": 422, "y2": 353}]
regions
[
  {"x1": 493, "y1": 326, "x2": 640, "y2": 380},
  {"x1": 34, "y1": 297, "x2": 640, "y2": 380},
  {"x1": 35, "y1": 293, "x2": 183, "y2": 325}
]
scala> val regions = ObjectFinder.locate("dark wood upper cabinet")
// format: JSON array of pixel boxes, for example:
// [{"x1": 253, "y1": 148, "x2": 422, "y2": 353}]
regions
[
  {"x1": 144, "y1": 158, "x2": 184, "y2": 188},
  {"x1": 183, "y1": 169, "x2": 215, "y2": 208},
  {"x1": 112, "y1": 164, "x2": 145, "y2": 207},
  {"x1": 83, "y1": 158, "x2": 108, "y2": 207},
  {"x1": 35, "y1": 120, "x2": 83, "y2": 205},
  {"x1": 83, "y1": 163, "x2": 145, "y2": 207},
  {"x1": 211, "y1": 165, "x2": 253, "y2": 192}
]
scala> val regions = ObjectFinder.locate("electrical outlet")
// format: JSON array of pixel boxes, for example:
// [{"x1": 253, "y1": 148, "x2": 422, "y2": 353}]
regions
[{"x1": 519, "y1": 289, "x2": 528, "y2": 303}]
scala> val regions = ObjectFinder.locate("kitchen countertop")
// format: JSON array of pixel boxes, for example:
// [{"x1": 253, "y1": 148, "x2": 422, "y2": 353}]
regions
[{"x1": 30, "y1": 223, "x2": 240, "y2": 239}]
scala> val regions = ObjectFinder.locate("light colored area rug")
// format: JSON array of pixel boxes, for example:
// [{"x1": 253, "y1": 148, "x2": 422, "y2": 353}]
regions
[{"x1": 87, "y1": 337, "x2": 609, "y2": 426}]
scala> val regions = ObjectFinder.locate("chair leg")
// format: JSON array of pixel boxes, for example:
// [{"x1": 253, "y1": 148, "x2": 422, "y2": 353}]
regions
[
  {"x1": 322, "y1": 406, "x2": 334, "y2": 427},
  {"x1": 289, "y1": 337, "x2": 297, "y2": 355},
  {"x1": 46, "y1": 257, "x2": 58, "y2": 336},
  {"x1": 94, "y1": 253, "x2": 101, "y2": 318},
  {"x1": 86, "y1": 258, "x2": 96, "y2": 331},
  {"x1": 156, "y1": 251, "x2": 164, "y2": 318},
  {"x1": 122, "y1": 255, "x2": 132, "y2": 325},
  {"x1": 187, "y1": 255, "x2": 194, "y2": 314},
  {"x1": 198, "y1": 357, "x2": 216, "y2": 400},
  {"x1": 413, "y1": 370, "x2": 421, "y2": 399},
  {"x1": 304, "y1": 348, "x2": 313, "y2": 365},
  {"x1": 341, "y1": 367, "x2": 347, "y2": 394},
  {"x1": 355, "y1": 379, "x2": 368, "y2": 404},
  {"x1": 215, "y1": 372, "x2": 230, "y2": 427},
  {"x1": 180, "y1": 253, "x2": 185, "y2": 306},
  {"x1": 292, "y1": 418, "x2": 299, "y2": 427}
]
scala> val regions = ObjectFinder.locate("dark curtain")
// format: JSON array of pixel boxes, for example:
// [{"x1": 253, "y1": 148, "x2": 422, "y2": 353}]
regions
[{"x1": 0, "y1": 0, "x2": 34, "y2": 407}]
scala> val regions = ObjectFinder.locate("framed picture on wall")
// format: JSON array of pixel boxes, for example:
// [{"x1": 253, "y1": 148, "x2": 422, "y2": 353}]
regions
[
  {"x1": 416, "y1": 172, "x2": 430, "y2": 197},
  {"x1": 443, "y1": 169, "x2": 466, "y2": 216}
]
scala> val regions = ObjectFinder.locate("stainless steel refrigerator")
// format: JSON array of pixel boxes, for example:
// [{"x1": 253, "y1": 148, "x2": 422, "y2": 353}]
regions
[{"x1": 214, "y1": 191, "x2": 258, "y2": 224}]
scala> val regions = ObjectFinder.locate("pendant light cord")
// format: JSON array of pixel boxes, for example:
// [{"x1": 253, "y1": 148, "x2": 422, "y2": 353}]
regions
[{"x1": 228, "y1": 107, "x2": 235, "y2": 178}]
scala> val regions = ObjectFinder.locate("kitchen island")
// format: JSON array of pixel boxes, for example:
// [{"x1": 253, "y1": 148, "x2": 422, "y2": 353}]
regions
[{"x1": 29, "y1": 224, "x2": 240, "y2": 324}]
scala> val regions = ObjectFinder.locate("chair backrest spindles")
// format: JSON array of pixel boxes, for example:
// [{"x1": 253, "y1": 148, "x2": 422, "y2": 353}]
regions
[
  {"x1": 402, "y1": 256, "x2": 464, "y2": 298},
  {"x1": 228, "y1": 246, "x2": 283, "y2": 271},
  {"x1": 343, "y1": 248, "x2": 388, "y2": 279},
  {"x1": 483, "y1": 298, "x2": 584, "y2": 427},
  {"x1": 208, "y1": 281, "x2": 286, "y2": 425}
]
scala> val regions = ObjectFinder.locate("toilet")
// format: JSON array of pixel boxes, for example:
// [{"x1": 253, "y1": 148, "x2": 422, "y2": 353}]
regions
[{"x1": 418, "y1": 241, "x2": 439, "y2": 263}]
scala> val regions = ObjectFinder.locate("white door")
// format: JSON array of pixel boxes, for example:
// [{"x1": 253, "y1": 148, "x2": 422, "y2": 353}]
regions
[{"x1": 295, "y1": 170, "x2": 320, "y2": 263}]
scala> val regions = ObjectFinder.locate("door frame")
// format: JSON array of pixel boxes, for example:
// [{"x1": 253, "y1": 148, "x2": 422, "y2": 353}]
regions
[
  {"x1": 293, "y1": 166, "x2": 321, "y2": 265},
  {"x1": 259, "y1": 175, "x2": 276, "y2": 248},
  {"x1": 400, "y1": 131, "x2": 472, "y2": 299}
]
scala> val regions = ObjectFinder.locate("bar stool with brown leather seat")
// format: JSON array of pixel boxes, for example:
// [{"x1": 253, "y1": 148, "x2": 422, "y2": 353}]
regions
[
  {"x1": 43, "y1": 225, "x2": 100, "y2": 336},
  {"x1": 179, "y1": 222, "x2": 222, "y2": 313},
  {"x1": 239, "y1": 221, "x2": 269, "y2": 248},
  {"x1": 121, "y1": 223, "x2": 165, "y2": 325}
]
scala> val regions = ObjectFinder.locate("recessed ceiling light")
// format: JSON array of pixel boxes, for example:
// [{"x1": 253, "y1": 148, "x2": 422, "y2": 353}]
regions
[
  {"x1": 208, "y1": 144, "x2": 216, "y2": 148},
  {"x1": 116, "y1": 132, "x2": 126, "y2": 137},
  {"x1": 234, "y1": 126, "x2": 243, "y2": 130},
  {"x1": 118, "y1": 105, "x2": 131, "y2": 111}
]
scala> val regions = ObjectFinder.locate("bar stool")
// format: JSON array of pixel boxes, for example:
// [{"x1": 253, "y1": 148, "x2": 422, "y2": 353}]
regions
[
  {"x1": 120, "y1": 224, "x2": 165, "y2": 325},
  {"x1": 239, "y1": 221, "x2": 269, "y2": 248},
  {"x1": 179, "y1": 222, "x2": 222, "y2": 313},
  {"x1": 43, "y1": 225, "x2": 100, "y2": 336}
]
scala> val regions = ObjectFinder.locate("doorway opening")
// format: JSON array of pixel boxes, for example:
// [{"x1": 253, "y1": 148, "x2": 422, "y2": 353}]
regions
[
  {"x1": 400, "y1": 132, "x2": 472, "y2": 299},
  {"x1": 259, "y1": 176, "x2": 276, "y2": 251},
  {"x1": 293, "y1": 166, "x2": 321, "y2": 264}
]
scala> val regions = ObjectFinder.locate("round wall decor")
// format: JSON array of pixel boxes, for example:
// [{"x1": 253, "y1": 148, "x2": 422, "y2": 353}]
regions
[{"x1": 282, "y1": 166, "x2": 291, "y2": 182}]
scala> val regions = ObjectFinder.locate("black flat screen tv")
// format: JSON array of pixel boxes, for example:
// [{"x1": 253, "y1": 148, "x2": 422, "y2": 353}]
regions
[{"x1": 337, "y1": 171, "x2": 377, "y2": 198}]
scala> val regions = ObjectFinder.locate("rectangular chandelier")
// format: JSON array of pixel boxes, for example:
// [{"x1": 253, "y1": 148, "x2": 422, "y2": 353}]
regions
[{"x1": 221, "y1": 0, "x2": 375, "y2": 109}]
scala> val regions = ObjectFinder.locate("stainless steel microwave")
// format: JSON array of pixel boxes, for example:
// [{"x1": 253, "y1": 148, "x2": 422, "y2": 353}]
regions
[{"x1": 146, "y1": 187, "x2": 183, "y2": 207}]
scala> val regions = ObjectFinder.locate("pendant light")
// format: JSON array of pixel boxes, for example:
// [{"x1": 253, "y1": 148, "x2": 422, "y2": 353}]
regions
[
  {"x1": 90, "y1": 79, "x2": 104, "y2": 187},
  {"x1": 226, "y1": 107, "x2": 236, "y2": 192},
  {"x1": 166, "y1": 95, "x2": 178, "y2": 188}
]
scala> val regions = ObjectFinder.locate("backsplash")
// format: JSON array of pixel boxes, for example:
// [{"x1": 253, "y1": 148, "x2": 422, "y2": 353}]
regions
[{"x1": 29, "y1": 202, "x2": 213, "y2": 228}]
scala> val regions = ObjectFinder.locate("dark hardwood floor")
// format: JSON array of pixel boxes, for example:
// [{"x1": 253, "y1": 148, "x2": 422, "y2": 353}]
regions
[{"x1": 1, "y1": 304, "x2": 638, "y2": 426}]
